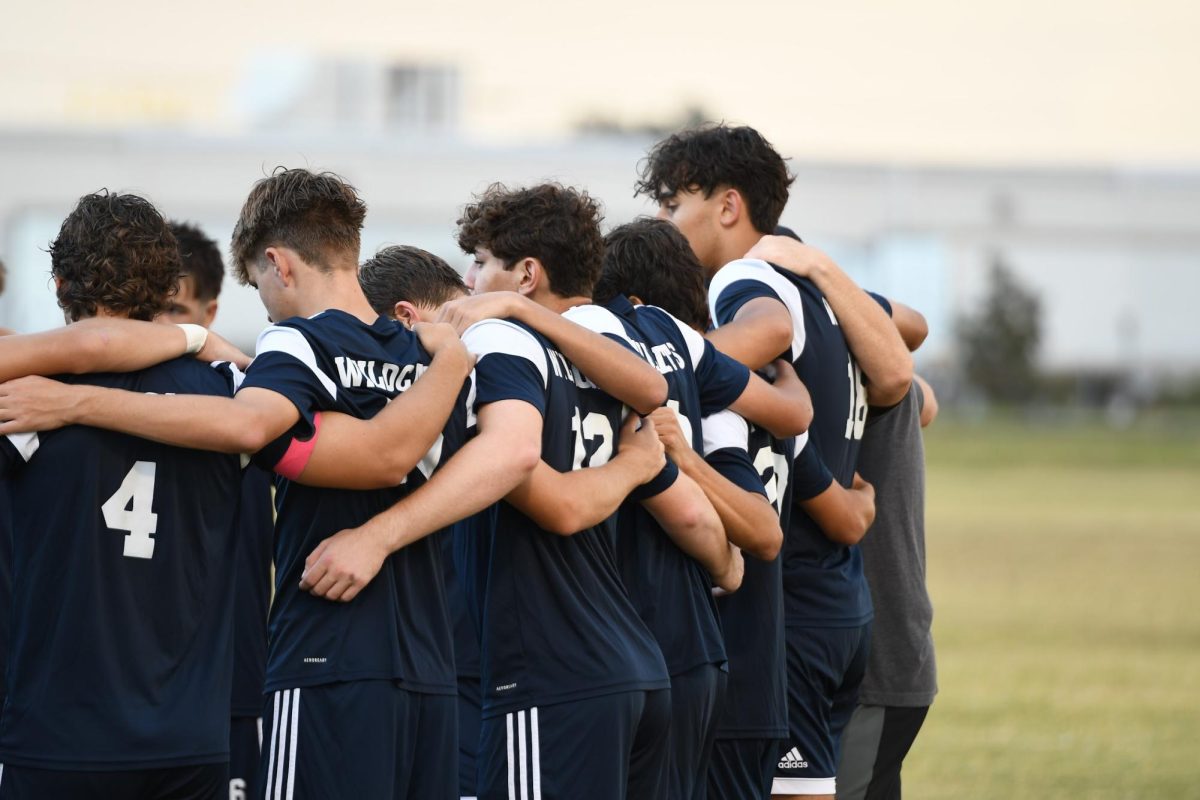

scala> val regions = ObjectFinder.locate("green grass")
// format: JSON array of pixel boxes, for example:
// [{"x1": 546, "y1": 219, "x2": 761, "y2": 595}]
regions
[{"x1": 902, "y1": 415, "x2": 1200, "y2": 798}]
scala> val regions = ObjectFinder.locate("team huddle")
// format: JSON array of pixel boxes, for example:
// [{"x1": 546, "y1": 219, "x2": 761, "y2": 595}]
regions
[{"x1": 0, "y1": 124, "x2": 938, "y2": 800}]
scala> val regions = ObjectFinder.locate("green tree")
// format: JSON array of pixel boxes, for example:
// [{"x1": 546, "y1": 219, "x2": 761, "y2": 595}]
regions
[{"x1": 957, "y1": 257, "x2": 1042, "y2": 404}]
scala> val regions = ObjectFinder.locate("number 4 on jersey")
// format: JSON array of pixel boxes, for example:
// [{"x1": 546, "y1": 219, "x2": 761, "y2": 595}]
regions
[{"x1": 101, "y1": 461, "x2": 159, "y2": 559}]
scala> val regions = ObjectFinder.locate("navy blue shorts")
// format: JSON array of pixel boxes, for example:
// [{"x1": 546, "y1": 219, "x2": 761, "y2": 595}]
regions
[
  {"x1": 477, "y1": 688, "x2": 670, "y2": 800},
  {"x1": 706, "y1": 738, "x2": 781, "y2": 800},
  {"x1": 668, "y1": 663, "x2": 726, "y2": 800},
  {"x1": 773, "y1": 623, "x2": 871, "y2": 797},
  {"x1": 0, "y1": 762, "x2": 226, "y2": 800},
  {"x1": 457, "y1": 676, "x2": 481, "y2": 799},
  {"x1": 258, "y1": 681, "x2": 457, "y2": 800},
  {"x1": 229, "y1": 715, "x2": 261, "y2": 800}
]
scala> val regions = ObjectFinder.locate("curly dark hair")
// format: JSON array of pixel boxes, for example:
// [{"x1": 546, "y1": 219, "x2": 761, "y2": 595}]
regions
[
  {"x1": 595, "y1": 218, "x2": 710, "y2": 331},
  {"x1": 456, "y1": 183, "x2": 605, "y2": 299},
  {"x1": 50, "y1": 191, "x2": 181, "y2": 322},
  {"x1": 230, "y1": 168, "x2": 366, "y2": 284},
  {"x1": 359, "y1": 245, "x2": 467, "y2": 316},
  {"x1": 170, "y1": 221, "x2": 224, "y2": 301},
  {"x1": 635, "y1": 123, "x2": 794, "y2": 234}
]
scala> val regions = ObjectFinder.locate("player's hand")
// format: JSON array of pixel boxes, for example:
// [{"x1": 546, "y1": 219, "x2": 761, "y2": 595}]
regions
[
  {"x1": 711, "y1": 544, "x2": 745, "y2": 594},
  {"x1": 646, "y1": 406, "x2": 689, "y2": 460},
  {"x1": 299, "y1": 527, "x2": 390, "y2": 603},
  {"x1": 745, "y1": 235, "x2": 825, "y2": 277},
  {"x1": 616, "y1": 412, "x2": 665, "y2": 484},
  {"x1": 196, "y1": 330, "x2": 252, "y2": 371},
  {"x1": 412, "y1": 322, "x2": 474, "y2": 371},
  {"x1": 849, "y1": 473, "x2": 877, "y2": 530},
  {"x1": 436, "y1": 292, "x2": 524, "y2": 334},
  {"x1": 0, "y1": 375, "x2": 82, "y2": 433}
]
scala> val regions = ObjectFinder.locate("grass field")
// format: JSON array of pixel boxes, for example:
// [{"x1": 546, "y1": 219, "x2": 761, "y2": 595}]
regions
[{"x1": 903, "y1": 412, "x2": 1200, "y2": 798}]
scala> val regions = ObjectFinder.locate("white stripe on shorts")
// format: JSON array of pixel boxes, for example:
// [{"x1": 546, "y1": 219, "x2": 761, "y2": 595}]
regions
[
  {"x1": 265, "y1": 691, "x2": 282, "y2": 799},
  {"x1": 505, "y1": 707, "x2": 542, "y2": 800}
]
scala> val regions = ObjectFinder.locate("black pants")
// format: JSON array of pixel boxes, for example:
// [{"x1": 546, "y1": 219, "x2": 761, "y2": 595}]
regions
[
  {"x1": 0, "y1": 762, "x2": 227, "y2": 800},
  {"x1": 835, "y1": 705, "x2": 929, "y2": 800}
]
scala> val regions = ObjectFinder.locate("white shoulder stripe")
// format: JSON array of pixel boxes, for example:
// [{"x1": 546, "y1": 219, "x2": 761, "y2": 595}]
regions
[
  {"x1": 253, "y1": 325, "x2": 338, "y2": 400},
  {"x1": 563, "y1": 303, "x2": 641, "y2": 352},
  {"x1": 655, "y1": 306, "x2": 707, "y2": 369},
  {"x1": 462, "y1": 319, "x2": 549, "y2": 390},
  {"x1": 5, "y1": 432, "x2": 39, "y2": 462},
  {"x1": 707, "y1": 258, "x2": 806, "y2": 361},
  {"x1": 701, "y1": 409, "x2": 749, "y2": 457}
]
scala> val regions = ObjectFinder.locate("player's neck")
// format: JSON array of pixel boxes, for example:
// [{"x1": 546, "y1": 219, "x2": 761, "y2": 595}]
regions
[
  {"x1": 294, "y1": 275, "x2": 379, "y2": 324},
  {"x1": 713, "y1": 226, "x2": 765, "y2": 272},
  {"x1": 536, "y1": 292, "x2": 592, "y2": 315}
]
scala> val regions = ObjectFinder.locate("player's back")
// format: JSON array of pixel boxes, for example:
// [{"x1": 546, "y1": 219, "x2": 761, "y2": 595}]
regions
[
  {"x1": 593, "y1": 298, "x2": 748, "y2": 675},
  {"x1": 709, "y1": 259, "x2": 872, "y2": 626},
  {"x1": 457, "y1": 318, "x2": 669, "y2": 718},
  {"x1": 242, "y1": 309, "x2": 467, "y2": 698},
  {"x1": 0, "y1": 357, "x2": 240, "y2": 770}
]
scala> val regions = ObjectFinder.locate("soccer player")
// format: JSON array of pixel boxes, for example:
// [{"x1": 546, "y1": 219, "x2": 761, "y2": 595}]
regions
[
  {"x1": 749, "y1": 236, "x2": 938, "y2": 800},
  {"x1": 162, "y1": 221, "x2": 274, "y2": 800},
  {"x1": 591, "y1": 218, "x2": 798, "y2": 800},
  {"x1": 0, "y1": 191, "x2": 244, "y2": 799},
  {"x1": 0, "y1": 170, "x2": 481, "y2": 799},
  {"x1": 638, "y1": 124, "x2": 912, "y2": 800}
]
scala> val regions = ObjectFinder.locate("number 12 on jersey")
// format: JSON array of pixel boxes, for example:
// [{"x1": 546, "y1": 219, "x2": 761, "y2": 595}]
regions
[{"x1": 101, "y1": 461, "x2": 159, "y2": 559}]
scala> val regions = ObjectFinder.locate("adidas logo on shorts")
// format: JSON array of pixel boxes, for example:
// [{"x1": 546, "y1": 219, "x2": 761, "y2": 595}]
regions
[{"x1": 778, "y1": 747, "x2": 809, "y2": 770}]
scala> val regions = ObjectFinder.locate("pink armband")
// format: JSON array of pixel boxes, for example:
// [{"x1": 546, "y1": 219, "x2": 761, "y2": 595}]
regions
[{"x1": 274, "y1": 412, "x2": 323, "y2": 480}]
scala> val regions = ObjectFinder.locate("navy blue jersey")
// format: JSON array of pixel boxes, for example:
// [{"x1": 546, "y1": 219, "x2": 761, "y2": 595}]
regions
[
  {"x1": 0, "y1": 480, "x2": 10, "y2": 709},
  {"x1": 584, "y1": 299, "x2": 749, "y2": 675},
  {"x1": 709, "y1": 259, "x2": 872, "y2": 627},
  {"x1": 230, "y1": 464, "x2": 274, "y2": 717},
  {"x1": 239, "y1": 309, "x2": 467, "y2": 695},
  {"x1": 441, "y1": 523, "x2": 480, "y2": 680},
  {"x1": 455, "y1": 317, "x2": 669, "y2": 718},
  {"x1": 703, "y1": 410, "x2": 795, "y2": 738},
  {"x1": 0, "y1": 358, "x2": 241, "y2": 770}
]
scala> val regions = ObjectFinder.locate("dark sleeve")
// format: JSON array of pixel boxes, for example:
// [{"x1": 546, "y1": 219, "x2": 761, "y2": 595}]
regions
[
  {"x1": 867, "y1": 290, "x2": 892, "y2": 316},
  {"x1": 713, "y1": 278, "x2": 786, "y2": 328},
  {"x1": 239, "y1": 326, "x2": 335, "y2": 436},
  {"x1": 706, "y1": 447, "x2": 768, "y2": 498},
  {"x1": 0, "y1": 434, "x2": 31, "y2": 476},
  {"x1": 627, "y1": 457, "x2": 680, "y2": 502},
  {"x1": 473, "y1": 353, "x2": 547, "y2": 416},
  {"x1": 695, "y1": 340, "x2": 752, "y2": 416},
  {"x1": 791, "y1": 435, "x2": 835, "y2": 501}
]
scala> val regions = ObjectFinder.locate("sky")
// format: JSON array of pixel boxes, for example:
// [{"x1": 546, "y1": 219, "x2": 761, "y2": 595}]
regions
[{"x1": 2, "y1": 0, "x2": 1197, "y2": 166}]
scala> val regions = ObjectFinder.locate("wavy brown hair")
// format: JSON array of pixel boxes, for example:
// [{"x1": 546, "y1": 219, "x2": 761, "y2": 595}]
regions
[
  {"x1": 230, "y1": 167, "x2": 366, "y2": 284},
  {"x1": 595, "y1": 218, "x2": 710, "y2": 330},
  {"x1": 636, "y1": 123, "x2": 794, "y2": 234},
  {"x1": 50, "y1": 191, "x2": 181, "y2": 322},
  {"x1": 456, "y1": 183, "x2": 605, "y2": 299}
]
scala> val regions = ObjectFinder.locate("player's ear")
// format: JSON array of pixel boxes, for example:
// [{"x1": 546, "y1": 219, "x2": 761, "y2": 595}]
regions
[
  {"x1": 718, "y1": 188, "x2": 743, "y2": 229},
  {"x1": 516, "y1": 257, "x2": 540, "y2": 297},
  {"x1": 202, "y1": 300, "x2": 218, "y2": 328},
  {"x1": 265, "y1": 247, "x2": 294, "y2": 286},
  {"x1": 392, "y1": 301, "x2": 421, "y2": 328},
  {"x1": 628, "y1": 294, "x2": 645, "y2": 306}
]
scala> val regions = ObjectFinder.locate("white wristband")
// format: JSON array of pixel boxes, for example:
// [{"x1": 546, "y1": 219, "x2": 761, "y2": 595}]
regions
[{"x1": 178, "y1": 323, "x2": 209, "y2": 355}]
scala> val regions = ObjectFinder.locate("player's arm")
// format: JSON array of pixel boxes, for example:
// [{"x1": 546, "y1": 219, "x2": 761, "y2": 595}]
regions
[
  {"x1": 0, "y1": 376, "x2": 299, "y2": 454},
  {"x1": 269, "y1": 323, "x2": 475, "y2": 489},
  {"x1": 0, "y1": 318, "x2": 250, "y2": 383},
  {"x1": 705, "y1": 296, "x2": 793, "y2": 371},
  {"x1": 641, "y1": 466, "x2": 743, "y2": 593},
  {"x1": 726, "y1": 359, "x2": 812, "y2": 438},
  {"x1": 298, "y1": 399, "x2": 543, "y2": 602},
  {"x1": 915, "y1": 374, "x2": 938, "y2": 428},
  {"x1": 799, "y1": 473, "x2": 876, "y2": 546},
  {"x1": 648, "y1": 407, "x2": 782, "y2": 561},
  {"x1": 746, "y1": 236, "x2": 913, "y2": 406},
  {"x1": 892, "y1": 301, "x2": 929, "y2": 352},
  {"x1": 505, "y1": 413, "x2": 664, "y2": 535},
  {"x1": 438, "y1": 292, "x2": 668, "y2": 414}
]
